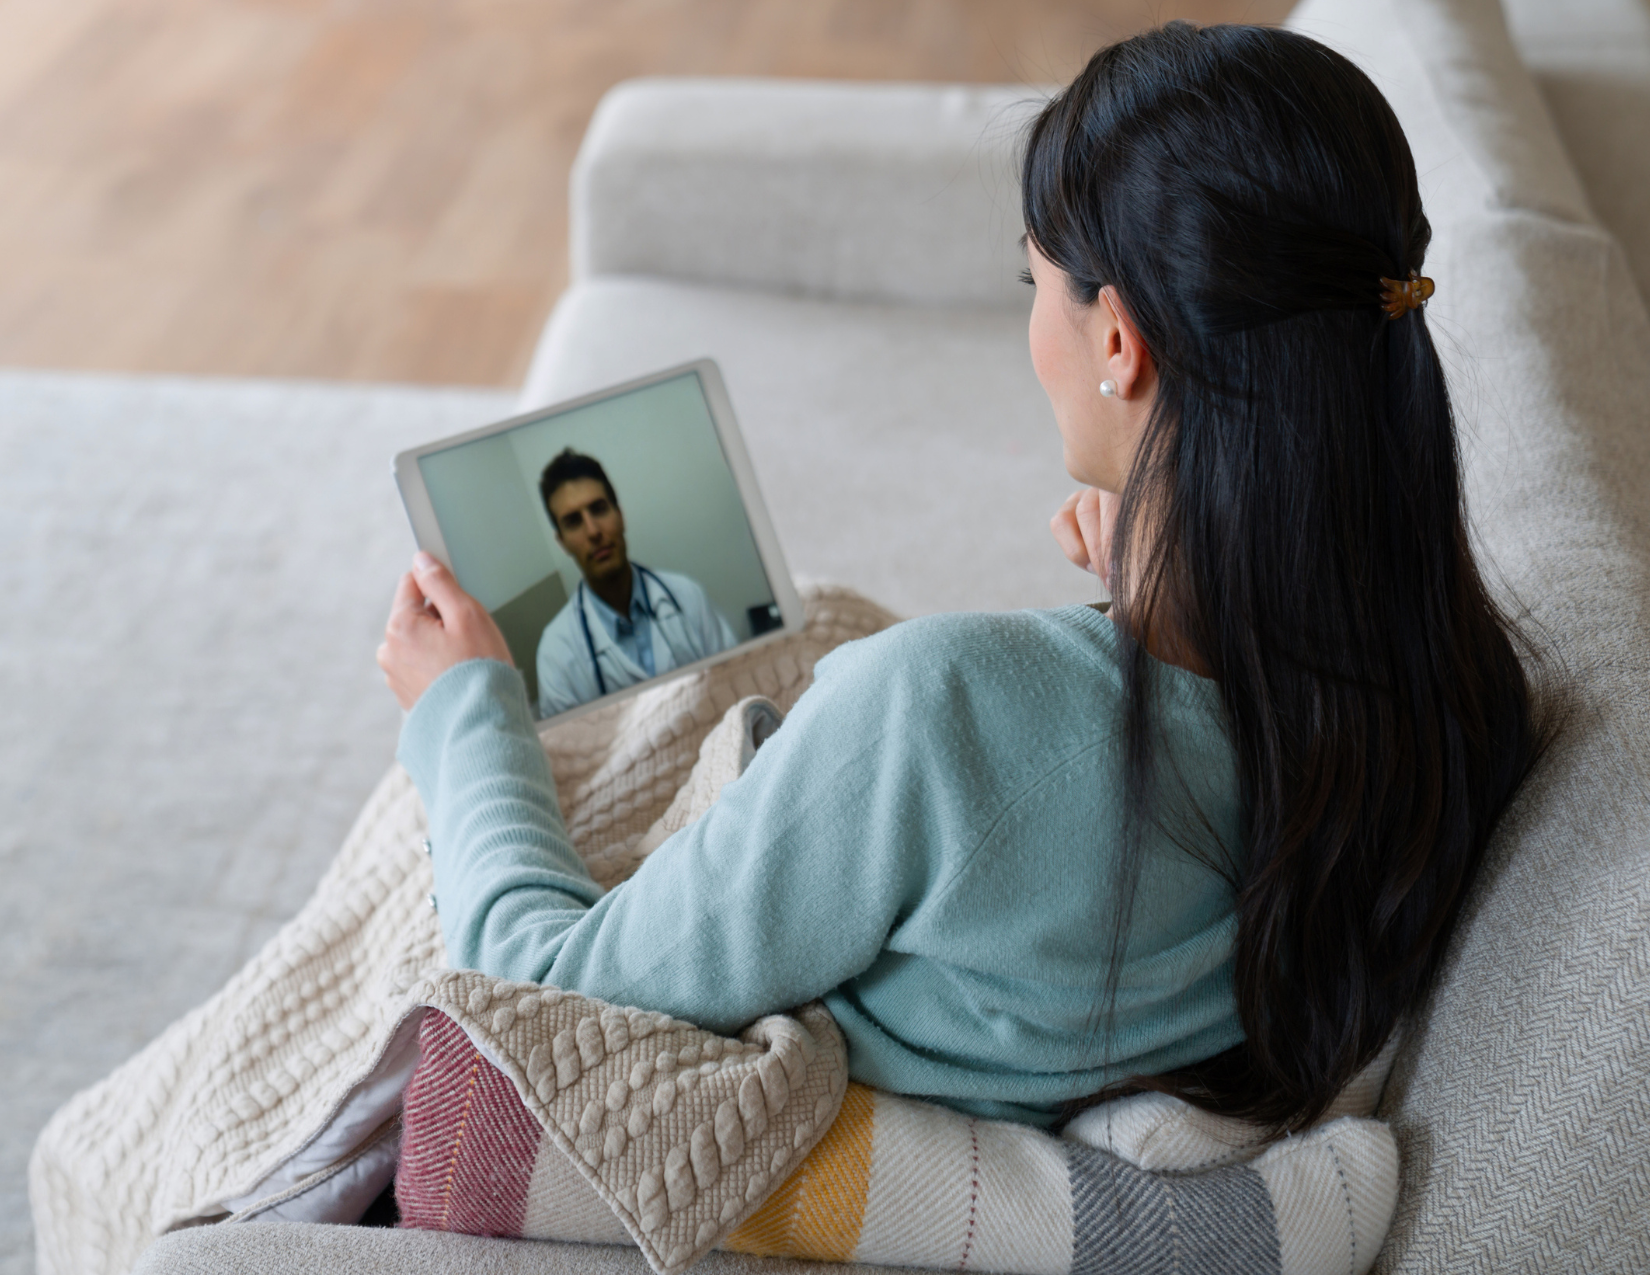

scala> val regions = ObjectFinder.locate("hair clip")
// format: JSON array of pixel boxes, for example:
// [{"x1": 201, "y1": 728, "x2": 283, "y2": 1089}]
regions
[{"x1": 1379, "y1": 270, "x2": 1435, "y2": 319}]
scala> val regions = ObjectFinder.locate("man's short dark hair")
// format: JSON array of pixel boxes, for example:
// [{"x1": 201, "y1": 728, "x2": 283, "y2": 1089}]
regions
[{"x1": 539, "y1": 449, "x2": 618, "y2": 527}]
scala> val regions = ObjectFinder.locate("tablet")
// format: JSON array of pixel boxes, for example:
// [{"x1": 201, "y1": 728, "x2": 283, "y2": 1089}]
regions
[{"x1": 394, "y1": 360, "x2": 802, "y2": 724}]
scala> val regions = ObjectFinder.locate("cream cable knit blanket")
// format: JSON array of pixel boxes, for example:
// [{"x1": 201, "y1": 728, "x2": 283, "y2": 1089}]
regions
[{"x1": 30, "y1": 585, "x2": 900, "y2": 1275}]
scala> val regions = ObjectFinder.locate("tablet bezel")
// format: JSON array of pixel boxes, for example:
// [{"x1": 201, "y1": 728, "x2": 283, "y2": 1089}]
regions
[{"x1": 392, "y1": 358, "x2": 805, "y2": 727}]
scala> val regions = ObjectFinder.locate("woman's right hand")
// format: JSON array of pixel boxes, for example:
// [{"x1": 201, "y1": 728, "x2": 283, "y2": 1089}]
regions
[
  {"x1": 1051, "y1": 487, "x2": 1118, "y2": 592},
  {"x1": 377, "y1": 552, "x2": 514, "y2": 711}
]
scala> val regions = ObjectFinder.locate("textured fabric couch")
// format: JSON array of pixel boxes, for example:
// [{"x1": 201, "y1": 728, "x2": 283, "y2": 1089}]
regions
[{"x1": 122, "y1": 0, "x2": 1650, "y2": 1269}]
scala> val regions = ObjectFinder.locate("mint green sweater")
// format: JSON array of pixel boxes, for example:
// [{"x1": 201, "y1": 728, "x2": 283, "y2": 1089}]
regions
[{"x1": 399, "y1": 605, "x2": 1245, "y2": 1127}]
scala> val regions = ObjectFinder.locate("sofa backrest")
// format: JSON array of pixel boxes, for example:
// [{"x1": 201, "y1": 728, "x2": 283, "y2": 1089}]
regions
[
  {"x1": 570, "y1": 78, "x2": 1040, "y2": 309},
  {"x1": 1286, "y1": 0, "x2": 1650, "y2": 1270}
]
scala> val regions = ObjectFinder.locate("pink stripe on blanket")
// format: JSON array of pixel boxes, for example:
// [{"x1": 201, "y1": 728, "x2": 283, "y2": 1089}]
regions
[{"x1": 396, "y1": 1010, "x2": 543, "y2": 1237}]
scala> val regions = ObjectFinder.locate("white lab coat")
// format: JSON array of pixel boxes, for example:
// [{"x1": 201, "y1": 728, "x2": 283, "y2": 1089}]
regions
[{"x1": 534, "y1": 566, "x2": 738, "y2": 718}]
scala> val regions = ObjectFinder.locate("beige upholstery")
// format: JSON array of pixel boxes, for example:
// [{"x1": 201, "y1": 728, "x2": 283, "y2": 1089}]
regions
[
  {"x1": 130, "y1": 1222, "x2": 891, "y2": 1275},
  {"x1": 566, "y1": 80, "x2": 1036, "y2": 310},
  {"x1": 1285, "y1": 0, "x2": 1650, "y2": 1270}
]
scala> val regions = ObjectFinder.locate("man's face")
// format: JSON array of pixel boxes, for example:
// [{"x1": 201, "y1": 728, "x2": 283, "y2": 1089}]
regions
[{"x1": 548, "y1": 477, "x2": 629, "y2": 585}]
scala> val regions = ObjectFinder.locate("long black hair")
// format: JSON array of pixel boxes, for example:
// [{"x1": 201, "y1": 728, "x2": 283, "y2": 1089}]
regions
[{"x1": 1023, "y1": 22, "x2": 1545, "y2": 1131}]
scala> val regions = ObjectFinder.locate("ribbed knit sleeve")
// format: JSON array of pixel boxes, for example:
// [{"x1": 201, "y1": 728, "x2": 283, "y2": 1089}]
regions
[{"x1": 398, "y1": 659, "x2": 604, "y2": 977}]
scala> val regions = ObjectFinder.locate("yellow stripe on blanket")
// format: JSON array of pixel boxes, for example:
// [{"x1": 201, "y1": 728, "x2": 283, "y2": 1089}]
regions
[
  {"x1": 854, "y1": 1089, "x2": 1073, "y2": 1273},
  {"x1": 724, "y1": 1081, "x2": 877, "y2": 1259}
]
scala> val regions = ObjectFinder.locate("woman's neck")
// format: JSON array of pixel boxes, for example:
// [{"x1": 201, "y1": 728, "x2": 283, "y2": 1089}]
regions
[{"x1": 1112, "y1": 595, "x2": 1212, "y2": 679}]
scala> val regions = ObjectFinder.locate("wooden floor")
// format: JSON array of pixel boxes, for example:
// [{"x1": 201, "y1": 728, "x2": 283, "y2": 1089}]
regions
[{"x1": 0, "y1": 0, "x2": 1293, "y2": 386}]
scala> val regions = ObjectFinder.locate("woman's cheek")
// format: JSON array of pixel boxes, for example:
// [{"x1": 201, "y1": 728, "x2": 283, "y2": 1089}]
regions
[
  {"x1": 1029, "y1": 293, "x2": 1100, "y2": 479},
  {"x1": 1028, "y1": 293, "x2": 1067, "y2": 399}
]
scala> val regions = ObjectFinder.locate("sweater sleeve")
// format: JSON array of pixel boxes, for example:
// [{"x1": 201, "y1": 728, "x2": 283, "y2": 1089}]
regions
[
  {"x1": 397, "y1": 631, "x2": 954, "y2": 1034},
  {"x1": 398, "y1": 659, "x2": 605, "y2": 978}
]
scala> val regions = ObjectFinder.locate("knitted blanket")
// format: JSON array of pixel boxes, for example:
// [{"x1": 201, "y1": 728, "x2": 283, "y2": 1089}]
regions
[{"x1": 29, "y1": 585, "x2": 898, "y2": 1275}]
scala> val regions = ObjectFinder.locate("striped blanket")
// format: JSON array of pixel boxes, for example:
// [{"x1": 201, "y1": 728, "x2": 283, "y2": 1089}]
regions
[
  {"x1": 394, "y1": 975, "x2": 1399, "y2": 1275},
  {"x1": 724, "y1": 1083, "x2": 1395, "y2": 1274}
]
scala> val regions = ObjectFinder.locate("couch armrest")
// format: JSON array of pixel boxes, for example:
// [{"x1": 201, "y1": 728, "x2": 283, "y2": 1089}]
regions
[{"x1": 570, "y1": 78, "x2": 1045, "y2": 309}]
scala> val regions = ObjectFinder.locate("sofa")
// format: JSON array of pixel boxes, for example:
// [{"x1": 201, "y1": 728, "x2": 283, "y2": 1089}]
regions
[{"x1": 79, "y1": 0, "x2": 1650, "y2": 1269}]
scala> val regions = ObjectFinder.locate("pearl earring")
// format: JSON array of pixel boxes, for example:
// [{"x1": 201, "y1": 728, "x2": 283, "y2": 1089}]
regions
[{"x1": 1099, "y1": 379, "x2": 1118, "y2": 398}]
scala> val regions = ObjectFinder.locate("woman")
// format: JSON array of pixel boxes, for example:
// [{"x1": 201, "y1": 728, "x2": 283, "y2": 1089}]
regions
[{"x1": 378, "y1": 22, "x2": 1541, "y2": 1134}]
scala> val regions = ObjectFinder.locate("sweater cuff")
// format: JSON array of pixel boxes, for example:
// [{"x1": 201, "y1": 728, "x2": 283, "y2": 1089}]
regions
[{"x1": 397, "y1": 658, "x2": 535, "y2": 792}]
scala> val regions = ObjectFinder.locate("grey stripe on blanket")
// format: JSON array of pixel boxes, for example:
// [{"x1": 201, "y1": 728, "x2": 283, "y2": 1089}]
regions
[{"x1": 1069, "y1": 1145, "x2": 1281, "y2": 1275}]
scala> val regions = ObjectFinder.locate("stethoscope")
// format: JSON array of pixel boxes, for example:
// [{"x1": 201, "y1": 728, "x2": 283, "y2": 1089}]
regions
[{"x1": 576, "y1": 565, "x2": 684, "y2": 696}]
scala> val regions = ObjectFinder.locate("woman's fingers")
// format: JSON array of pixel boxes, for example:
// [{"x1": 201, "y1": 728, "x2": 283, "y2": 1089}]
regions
[
  {"x1": 378, "y1": 554, "x2": 518, "y2": 712},
  {"x1": 413, "y1": 553, "x2": 513, "y2": 664},
  {"x1": 411, "y1": 551, "x2": 468, "y2": 620},
  {"x1": 1074, "y1": 488, "x2": 1117, "y2": 590},
  {"x1": 386, "y1": 570, "x2": 429, "y2": 629},
  {"x1": 1050, "y1": 491, "x2": 1095, "y2": 572},
  {"x1": 1051, "y1": 489, "x2": 1118, "y2": 587},
  {"x1": 1073, "y1": 488, "x2": 1105, "y2": 569}
]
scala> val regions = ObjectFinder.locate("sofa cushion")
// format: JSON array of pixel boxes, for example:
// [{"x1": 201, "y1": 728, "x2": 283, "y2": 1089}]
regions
[
  {"x1": 570, "y1": 80, "x2": 1038, "y2": 309},
  {"x1": 518, "y1": 279, "x2": 1091, "y2": 620}
]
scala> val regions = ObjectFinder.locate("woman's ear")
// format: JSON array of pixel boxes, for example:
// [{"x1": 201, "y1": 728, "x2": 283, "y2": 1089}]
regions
[{"x1": 1098, "y1": 285, "x2": 1156, "y2": 401}]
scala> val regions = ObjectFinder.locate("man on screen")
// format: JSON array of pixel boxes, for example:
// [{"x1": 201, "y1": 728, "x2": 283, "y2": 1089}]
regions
[{"x1": 534, "y1": 448, "x2": 738, "y2": 717}]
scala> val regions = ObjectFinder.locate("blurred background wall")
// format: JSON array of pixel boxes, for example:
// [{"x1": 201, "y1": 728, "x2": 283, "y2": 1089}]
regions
[{"x1": 0, "y1": 0, "x2": 1292, "y2": 388}]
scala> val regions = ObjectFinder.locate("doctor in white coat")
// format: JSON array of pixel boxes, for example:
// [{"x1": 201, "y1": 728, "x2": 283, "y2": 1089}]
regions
[{"x1": 534, "y1": 449, "x2": 737, "y2": 718}]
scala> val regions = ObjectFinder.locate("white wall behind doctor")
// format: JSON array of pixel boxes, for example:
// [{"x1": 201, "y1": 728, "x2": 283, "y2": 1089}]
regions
[
  {"x1": 418, "y1": 431, "x2": 553, "y2": 610},
  {"x1": 419, "y1": 372, "x2": 775, "y2": 641}
]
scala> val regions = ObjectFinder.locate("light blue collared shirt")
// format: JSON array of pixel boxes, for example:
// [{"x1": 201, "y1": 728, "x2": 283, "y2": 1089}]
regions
[{"x1": 586, "y1": 568, "x2": 657, "y2": 679}]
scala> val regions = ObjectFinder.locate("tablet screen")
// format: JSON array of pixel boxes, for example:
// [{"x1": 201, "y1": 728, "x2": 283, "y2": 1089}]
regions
[{"x1": 400, "y1": 365, "x2": 795, "y2": 722}]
